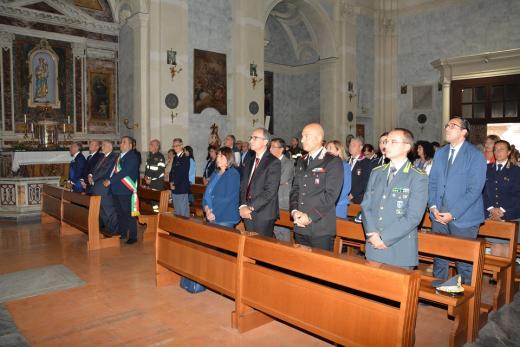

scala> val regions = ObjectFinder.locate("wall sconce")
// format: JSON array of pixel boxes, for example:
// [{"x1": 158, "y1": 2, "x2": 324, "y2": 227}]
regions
[
  {"x1": 400, "y1": 84, "x2": 408, "y2": 94},
  {"x1": 167, "y1": 49, "x2": 183, "y2": 81},
  {"x1": 250, "y1": 63, "x2": 263, "y2": 89},
  {"x1": 123, "y1": 117, "x2": 139, "y2": 130},
  {"x1": 347, "y1": 81, "x2": 357, "y2": 102}
]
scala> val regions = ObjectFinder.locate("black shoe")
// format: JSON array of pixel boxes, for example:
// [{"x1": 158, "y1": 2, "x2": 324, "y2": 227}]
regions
[{"x1": 126, "y1": 238, "x2": 137, "y2": 244}]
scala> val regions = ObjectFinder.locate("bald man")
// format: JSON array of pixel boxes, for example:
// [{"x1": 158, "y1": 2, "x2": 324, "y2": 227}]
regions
[{"x1": 290, "y1": 123, "x2": 344, "y2": 250}]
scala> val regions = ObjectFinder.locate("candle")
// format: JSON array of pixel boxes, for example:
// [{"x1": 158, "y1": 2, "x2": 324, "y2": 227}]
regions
[
  {"x1": 67, "y1": 115, "x2": 71, "y2": 124},
  {"x1": 24, "y1": 114, "x2": 27, "y2": 123}
]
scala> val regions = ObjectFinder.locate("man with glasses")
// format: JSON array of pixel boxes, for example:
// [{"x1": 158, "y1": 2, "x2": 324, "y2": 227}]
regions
[
  {"x1": 239, "y1": 128, "x2": 281, "y2": 237},
  {"x1": 361, "y1": 128, "x2": 428, "y2": 268},
  {"x1": 270, "y1": 137, "x2": 294, "y2": 241},
  {"x1": 428, "y1": 117, "x2": 486, "y2": 284},
  {"x1": 348, "y1": 136, "x2": 372, "y2": 204},
  {"x1": 290, "y1": 123, "x2": 343, "y2": 250}
]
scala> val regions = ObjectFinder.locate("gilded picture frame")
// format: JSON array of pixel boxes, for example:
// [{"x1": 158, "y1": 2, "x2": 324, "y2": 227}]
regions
[{"x1": 27, "y1": 39, "x2": 61, "y2": 109}]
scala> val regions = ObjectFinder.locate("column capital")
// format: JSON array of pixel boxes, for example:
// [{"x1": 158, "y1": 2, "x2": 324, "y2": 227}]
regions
[
  {"x1": 71, "y1": 42, "x2": 86, "y2": 58},
  {"x1": 126, "y1": 12, "x2": 149, "y2": 30},
  {"x1": 0, "y1": 32, "x2": 15, "y2": 50}
]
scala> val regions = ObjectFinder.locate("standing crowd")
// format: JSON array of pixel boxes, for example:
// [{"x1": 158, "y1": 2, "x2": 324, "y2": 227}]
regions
[{"x1": 67, "y1": 117, "x2": 520, "y2": 283}]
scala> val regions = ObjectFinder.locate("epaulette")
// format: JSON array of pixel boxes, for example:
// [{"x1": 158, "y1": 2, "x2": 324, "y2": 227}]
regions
[
  {"x1": 411, "y1": 167, "x2": 427, "y2": 175},
  {"x1": 372, "y1": 163, "x2": 389, "y2": 171}
]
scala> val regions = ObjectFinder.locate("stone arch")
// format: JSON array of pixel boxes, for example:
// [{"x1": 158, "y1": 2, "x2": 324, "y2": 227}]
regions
[{"x1": 264, "y1": 0, "x2": 336, "y2": 59}]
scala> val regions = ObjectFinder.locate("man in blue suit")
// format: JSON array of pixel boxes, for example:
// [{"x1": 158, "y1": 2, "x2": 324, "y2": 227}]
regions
[
  {"x1": 428, "y1": 117, "x2": 487, "y2": 284},
  {"x1": 104, "y1": 136, "x2": 140, "y2": 244},
  {"x1": 68, "y1": 142, "x2": 86, "y2": 193},
  {"x1": 81, "y1": 140, "x2": 103, "y2": 195}
]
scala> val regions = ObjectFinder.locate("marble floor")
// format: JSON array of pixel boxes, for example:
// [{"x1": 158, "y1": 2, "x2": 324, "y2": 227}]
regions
[{"x1": 0, "y1": 220, "x2": 516, "y2": 347}]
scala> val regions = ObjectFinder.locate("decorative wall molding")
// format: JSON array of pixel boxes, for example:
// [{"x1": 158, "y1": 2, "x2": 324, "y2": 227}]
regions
[
  {"x1": 0, "y1": 0, "x2": 119, "y2": 36},
  {"x1": 86, "y1": 47, "x2": 116, "y2": 59},
  {"x1": 0, "y1": 32, "x2": 15, "y2": 49}
]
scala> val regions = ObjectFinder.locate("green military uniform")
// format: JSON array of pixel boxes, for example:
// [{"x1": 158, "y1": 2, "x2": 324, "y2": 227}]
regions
[
  {"x1": 144, "y1": 151, "x2": 166, "y2": 191},
  {"x1": 361, "y1": 160, "x2": 428, "y2": 267}
]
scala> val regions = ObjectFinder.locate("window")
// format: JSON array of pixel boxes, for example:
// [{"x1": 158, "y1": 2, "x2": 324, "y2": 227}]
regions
[{"x1": 451, "y1": 75, "x2": 520, "y2": 124}]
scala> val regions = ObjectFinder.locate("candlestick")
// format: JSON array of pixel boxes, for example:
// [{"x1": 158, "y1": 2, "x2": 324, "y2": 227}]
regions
[
  {"x1": 67, "y1": 115, "x2": 70, "y2": 124},
  {"x1": 24, "y1": 114, "x2": 27, "y2": 123}
]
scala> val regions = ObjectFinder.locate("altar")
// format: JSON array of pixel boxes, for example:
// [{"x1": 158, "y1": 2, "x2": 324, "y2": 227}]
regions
[{"x1": 0, "y1": 150, "x2": 89, "y2": 178}]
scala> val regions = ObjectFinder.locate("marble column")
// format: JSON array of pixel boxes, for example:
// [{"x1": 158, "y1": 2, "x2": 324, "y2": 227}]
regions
[
  {"x1": 71, "y1": 42, "x2": 86, "y2": 134},
  {"x1": 126, "y1": 12, "x2": 150, "y2": 153},
  {"x1": 231, "y1": 0, "x2": 264, "y2": 141},
  {"x1": 441, "y1": 80, "x2": 451, "y2": 140},
  {"x1": 0, "y1": 32, "x2": 14, "y2": 135},
  {"x1": 374, "y1": 0, "x2": 398, "y2": 138}
]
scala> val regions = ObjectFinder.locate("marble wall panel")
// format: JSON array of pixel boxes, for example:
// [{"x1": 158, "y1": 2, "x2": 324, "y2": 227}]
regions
[
  {"x1": 273, "y1": 71, "x2": 320, "y2": 143},
  {"x1": 187, "y1": 0, "x2": 232, "y2": 175},
  {"x1": 118, "y1": 24, "x2": 134, "y2": 139},
  {"x1": 356, "y1": 13, "x2": 375, "y2": 141},
  {"x1": 398, "y1": 0, "x2": 520, "y2": 142}
]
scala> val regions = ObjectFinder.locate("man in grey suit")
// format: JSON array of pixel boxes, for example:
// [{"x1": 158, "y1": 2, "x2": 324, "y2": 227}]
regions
[
  {"x1": 429, "y1": 117, "x2": 486, "y2": 284},
  {"x1": 89, "y1": 140, "x2": 118, "y2": 235},
  {"x1": 270, "y1": 138, "x2": 294, "y2": 242},
  {"x1": 290, "y1": 123, "x2": 344, "y2": 251},
  {"x1": 361, "y1": 128, "x2": 428, "y2": 269}
]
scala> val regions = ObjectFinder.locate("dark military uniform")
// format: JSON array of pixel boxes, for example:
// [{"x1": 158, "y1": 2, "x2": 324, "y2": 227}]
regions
[
  {"x1": 348, "y1": 155, "x2": 372, "y2": 204},
  {"x1": 483, "y1": 161, "x2": 520, "y2": 221},
  {"x1": 144, "y1": 151, "x2": 166, "y2": 190},
  {"x1": 361, "y1": 161, "x2": 428, "y2": 267},
  {"x1": 289, "y1": 148, "x2": 344, "y2": 250}
]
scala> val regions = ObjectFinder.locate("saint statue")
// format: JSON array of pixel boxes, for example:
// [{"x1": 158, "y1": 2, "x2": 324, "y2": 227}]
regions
[
  {"x1": 34, "y1": 57, "x2": 49, "y2": 100},
  {"x1": 209, "y1": 123, "x2": 221, "y2": 148}
]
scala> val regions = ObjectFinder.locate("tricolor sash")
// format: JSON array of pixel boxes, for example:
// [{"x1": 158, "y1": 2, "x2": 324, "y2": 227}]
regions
[{"x1": 121, "y1": 176, "x2": 140, "y2": 216}]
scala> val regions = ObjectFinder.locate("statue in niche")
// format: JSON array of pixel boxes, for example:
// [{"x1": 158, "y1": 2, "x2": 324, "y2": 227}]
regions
[
  {"x1": 34, "y1": 57, "x2": 49, "y2": 100},
  {"x1": 208, "y1": 123, "x2": 221, "y2": 148}
]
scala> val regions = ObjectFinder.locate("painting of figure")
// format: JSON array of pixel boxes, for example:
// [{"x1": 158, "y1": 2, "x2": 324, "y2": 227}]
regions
[
  {"x1": 193, "y1": 49, "x2": 227, "y2": 115},
  {"x1": 28, "y1": 39, "x2": 60, "y2": 108},
  {"x1": 88, "y1": 69, "x2": 113, "y2": 120}
]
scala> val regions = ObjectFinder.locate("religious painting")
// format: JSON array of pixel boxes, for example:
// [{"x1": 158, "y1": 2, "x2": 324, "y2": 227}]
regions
[
  {"x1": 193, "y1": 49, "x2": 227, "y2": 115},
  {"x1": 88, "y1": 68, "x2": 113, "y2": 120},
  {"x1": 28, "y1": 39, "x2": 61, "y2": 109}
]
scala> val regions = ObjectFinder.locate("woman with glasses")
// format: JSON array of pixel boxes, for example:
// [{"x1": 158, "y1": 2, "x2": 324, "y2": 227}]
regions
[
  {"x1": 326, "y1": 140, "x2": 352, "y2": 218},
  {"x1": 202, "y1": 147, "x2": 241, "y2": 228}
]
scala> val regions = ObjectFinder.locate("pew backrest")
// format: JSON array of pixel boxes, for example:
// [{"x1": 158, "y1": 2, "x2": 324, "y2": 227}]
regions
[
  {"x1": 61, "y1": 191, "x2": 100, "y2": 234},
  {"x1": 42, "y1": 184, "x2": 63, "y2": 220},
  {"x1": 138, "y1": 186, "x2": 169, "y2": 214}
]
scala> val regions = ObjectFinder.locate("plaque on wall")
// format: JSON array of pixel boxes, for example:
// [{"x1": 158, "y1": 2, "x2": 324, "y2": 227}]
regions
[
  {"x1": 165, "y1": 93, "x2": 179, "y2": 109},
  {"x1": 249, "y1": 101, "x2": 259, "y2": 115}
]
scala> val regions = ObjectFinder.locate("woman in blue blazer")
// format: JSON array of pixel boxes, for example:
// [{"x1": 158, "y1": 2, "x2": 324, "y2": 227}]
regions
[
  {"x1": 202, "y1": 147, "x2": 240, "y2": 227},
  {"x1": 326, "y1": 140, "x2": 352, "y2": 218}
]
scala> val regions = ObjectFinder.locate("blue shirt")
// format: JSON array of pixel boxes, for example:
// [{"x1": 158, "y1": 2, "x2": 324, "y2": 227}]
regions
[{"x1": 189, "y1": 158, "x2": 196, "y2": 185}]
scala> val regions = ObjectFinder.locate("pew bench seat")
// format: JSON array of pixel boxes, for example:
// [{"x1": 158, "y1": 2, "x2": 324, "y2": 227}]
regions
[{"x1": 137, "y1": 187, "x2": 169, "y2": 241}]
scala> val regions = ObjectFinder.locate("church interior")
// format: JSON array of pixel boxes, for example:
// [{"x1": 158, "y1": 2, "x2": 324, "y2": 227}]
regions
[{"x1": 0, "y1": 0, "x2": 519, "y2": 346}]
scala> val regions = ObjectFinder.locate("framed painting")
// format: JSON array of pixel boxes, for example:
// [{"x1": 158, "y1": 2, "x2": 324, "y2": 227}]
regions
[
  {"x1": 28, "y1": 39, "x2": 61, "y2": 109},
  {"x1": 193, "y1": 49, "x2": 227, "y2": 115},
  {"x1": 88, "y1": 68, "x2": 114, "y2": 120}
]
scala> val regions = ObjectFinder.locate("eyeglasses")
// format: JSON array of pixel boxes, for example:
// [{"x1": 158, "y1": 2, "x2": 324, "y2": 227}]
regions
[
  {"x1": 444, "y1": 123, "x2": 465, "y2": 130},
  {"x1": 173, "y1": 144, "x2": 182, "y2": 148},
  {"x1": 249, "y1": 136, "x2": 266, "y2": 141},
  {"x1": 382, "y1": 140, "x2": 410, "y2": 145}
]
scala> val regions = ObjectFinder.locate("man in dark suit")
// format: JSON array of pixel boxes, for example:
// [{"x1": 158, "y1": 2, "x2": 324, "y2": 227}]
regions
[
  {"x1": 169, "y1": 138, "x2": 191, "y2": 217},
  {"x1": 290, "y1": 123, "x2": 344, "y2": 250},
  {"x1": 348, "y1": 136, "x2": 372, "y2": 204},
  {"x1": 239, "y1": 141, "x2": 254, "y2": 175},
  {"x1": 104, "y1": 136, "x2": 140, "y2": 244},
  {"x1": 81, "y1": 140, "x2": 103, "y2": 194},
  {"x1": 429, "y1": 117, "x2": 487, "y2": 284},
  {"x1": 482, "y1": 140, "x2": 520, "y2": 255},
  {"x1": 239, "y1": 128, "x2": 281, "y2": 237},
  {"x1": 68, "y1": 142, "x2": 86, "y2": 193},
  {"x1": 90, "y1": 140, "x2": 118, "y2": 235}
]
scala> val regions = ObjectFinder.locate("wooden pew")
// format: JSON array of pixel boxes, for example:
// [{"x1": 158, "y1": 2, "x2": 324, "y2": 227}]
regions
[
  {"x1": 155, "y1": 213, "x2": 245, "y2": 295},
  {"x1": 333, "y1": 218, "x2": 485, "y2": 347},
  {"x1": 137, "y1": 187, "x2": 170, "y2": 241},
  {"x1": 347, "y1": 203, "x2": 362, "y2": 217},
  {"x1": 478, "y1": 220, "x2": 518, "y2": 311},
  {"x1": 233, "y1": 235, "x2": 421, "y2": 347},
  {"x1": 190, "y1": 184, "x2": 206, "y2": 217},
  {"x1": 61, "y1": 191, "x2": 120, "y2": 251},
  {"x1": 41, "y1": 184, "x2": 63, "y2": 223}
]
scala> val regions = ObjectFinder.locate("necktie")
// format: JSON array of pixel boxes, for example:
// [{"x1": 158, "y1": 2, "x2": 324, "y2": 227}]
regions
[
  {"x1": 308, "y1": 155, "x2": 313, "y2": 166},
  {"x1": 387, "y1": 166, "x2": 397, "y2": 186},
  {"x1": 446, "y1": 148, "x2": 455, "y2": 175},
  {"x1": 497, "y1": 163, "x2": 503, "y2": 172},
  {"x1": 246, "y1": 158, "x2": 260, "y2": 201}
]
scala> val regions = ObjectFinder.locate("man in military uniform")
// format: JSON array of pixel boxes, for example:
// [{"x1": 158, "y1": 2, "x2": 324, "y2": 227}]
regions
[
  {"x1": 290, "y1": 123, "x2": 344, "y2": 251},
  {"x1": 361, "y1": 128, "x2": 428, "y2": 269},
  {"x1": 144, "y1": 139, "x2": 166, "y2": 212},
  {"x1": 482, "y1": 140, "x2": 520, "y2": 256}
]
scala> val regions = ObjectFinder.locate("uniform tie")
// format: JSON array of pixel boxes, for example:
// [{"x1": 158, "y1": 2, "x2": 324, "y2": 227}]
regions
[
  {"x1": 497, "y1": 163, "x2": 503, "y2": 172},
  {"x1": 387, "y1": 166, "x2": 397, "y2": 186}
]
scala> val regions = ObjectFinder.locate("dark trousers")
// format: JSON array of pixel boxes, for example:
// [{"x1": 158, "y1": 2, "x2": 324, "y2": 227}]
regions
[
  {"x1": 294, "y1": 233, "x2": 334, "y2": 251},
  {"x1": 112, "y1": 194, "x2": 137, "y2": 241},
  {"x1": 99, "y1": 194, "x2": 119, "y2": 235},
  {"x1": 432, "y1": 220, "x2": 479, "y2": 284},
  {"x1": 244, "y1": 218, "x2": 275, "y2": 238}
]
